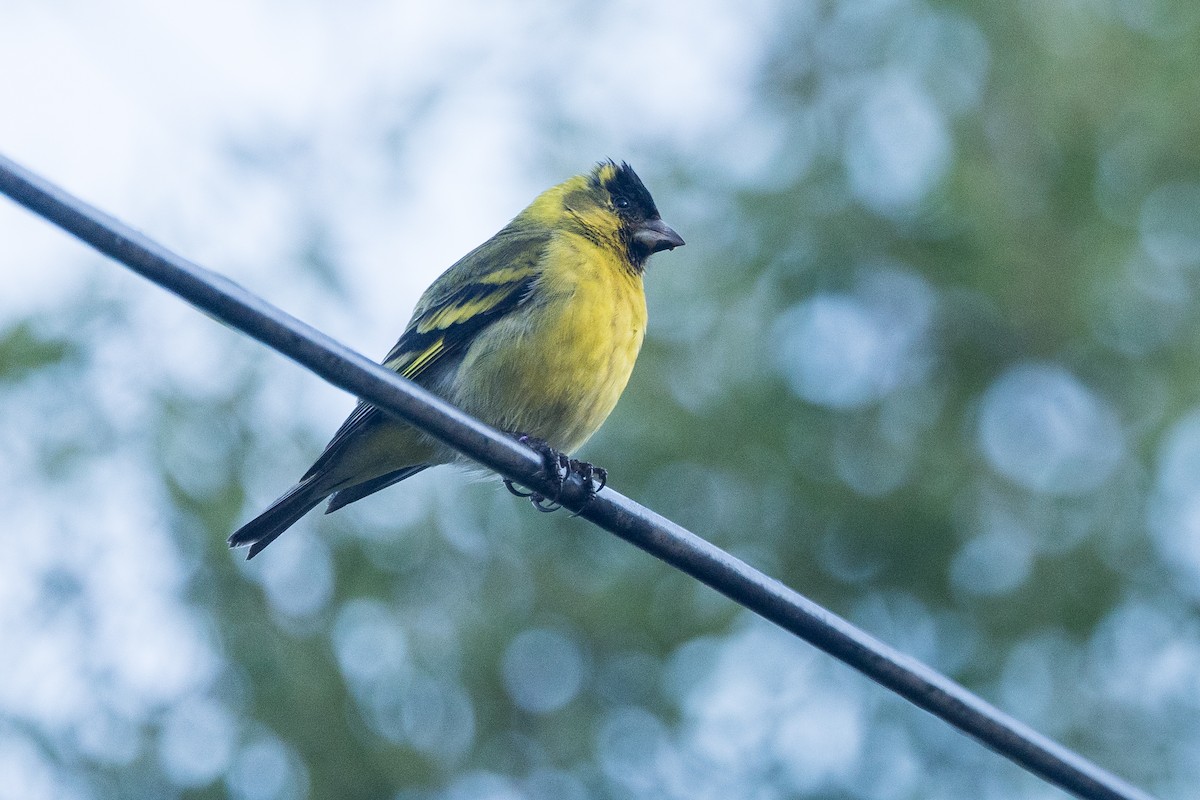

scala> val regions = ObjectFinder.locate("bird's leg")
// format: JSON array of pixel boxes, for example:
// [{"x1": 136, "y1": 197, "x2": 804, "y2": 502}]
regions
[
  {"x1": 504, "y1": 434, "x2": 569, "y2": 512},
  {"x1": 502, "y1": 433, "x2": 541, "y2": 498}
]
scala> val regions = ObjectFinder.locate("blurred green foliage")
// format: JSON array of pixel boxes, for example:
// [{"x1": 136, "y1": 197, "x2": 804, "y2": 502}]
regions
[{"x1": 0, "y1": 321, "x2": 77, "y2": 382}]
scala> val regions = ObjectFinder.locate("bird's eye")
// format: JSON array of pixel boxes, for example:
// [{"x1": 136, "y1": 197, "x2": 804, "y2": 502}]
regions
[{"x1": 613, "y1": 195, "x2": 631, "y2": 210}]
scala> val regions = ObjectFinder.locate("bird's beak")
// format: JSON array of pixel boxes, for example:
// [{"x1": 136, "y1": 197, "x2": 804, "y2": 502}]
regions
[{"x1": 632, "y1": 217, "x2": 685, "y2": 255}]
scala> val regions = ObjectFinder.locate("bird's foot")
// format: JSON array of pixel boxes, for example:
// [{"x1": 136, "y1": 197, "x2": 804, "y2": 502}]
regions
[
  {"x1": 504, "y1": 434, "x2": 568, "y2": 512},
  {"x1": 565, "y1": 459, "x2": 607, "y2": 517},
  {"x1": 502, "y1": 435, "x2": 607, "y2": 514}
]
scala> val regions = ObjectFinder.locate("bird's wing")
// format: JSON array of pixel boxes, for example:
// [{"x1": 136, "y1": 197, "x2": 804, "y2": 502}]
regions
[
  {"x1": 301, "y1": 229, "x2": 549, "y2": 481},
  {"x1": 381, "y1": 231, "x2": 547, "y2": 380}
]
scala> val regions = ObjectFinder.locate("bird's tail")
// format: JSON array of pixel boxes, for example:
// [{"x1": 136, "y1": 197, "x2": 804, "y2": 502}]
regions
[{"x1": 228, "y1": 478, "x2": 326, "y2": 560}]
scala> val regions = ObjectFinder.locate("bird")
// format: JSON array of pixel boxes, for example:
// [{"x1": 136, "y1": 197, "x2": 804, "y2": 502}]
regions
[{"x1": 229, "y1": 160, "x2": 683, "y2": 558}]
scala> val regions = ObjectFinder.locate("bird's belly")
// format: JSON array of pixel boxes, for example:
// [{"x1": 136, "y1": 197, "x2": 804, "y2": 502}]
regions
[{"x1": 453, "y1": 273, "x2": 646, "y2": 453}]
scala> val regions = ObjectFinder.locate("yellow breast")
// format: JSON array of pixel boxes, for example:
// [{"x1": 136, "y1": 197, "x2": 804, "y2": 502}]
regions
[{"x1": 452, "y1": 232, "x2": 647, "y2": 453}]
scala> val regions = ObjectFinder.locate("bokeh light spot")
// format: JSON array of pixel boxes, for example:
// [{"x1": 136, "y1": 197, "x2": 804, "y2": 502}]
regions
[
  {"x1": 1147, "y1": 410, "x2": 1200, "y2": 596},
  {"x1": 596, "y1": 706, "x2": 670, "y2": 793},
  {"x1": 441, "y1": 771, "x2": 523, "y2": 800},
  {"x1": 773, "y1": 268, "x2": 934, "y2": 411},
  {"x1": 157, "y1": 697, "x2": 237, "y2": 789},
  {"x1": 950, "y1": 528, "x2": 1034, "y2": 597},
  {"x1": 0, "y1": 733, "x2": 79, "y2": 800},
  {"x1": 226, "y1": 735, "x2": 306, "y2": 800},
  {"x1": 252, "y1": 531, "x2": 334, "y2": 619},
  {"x1": 775, "y1": 295, "x2": 886, "y2": 409},
  {"x1": 845, "y1": 73, "x2": 951, "y2": 214},
  {"x1": 331, "y1": 598, "x2": 409, "y2": 690},
  {"x1": 400, "y1": 674, "x2": 476, "y2": 761},
  {"x1": 1140, "y1": 181, "x2": 1200, "y2": 270},
  {"x1": 977, "y1": 363, "x2": 1124, "y2": 496},
  {"x1": 501, "y1": 628, "x2": 586, "y2": 714}
]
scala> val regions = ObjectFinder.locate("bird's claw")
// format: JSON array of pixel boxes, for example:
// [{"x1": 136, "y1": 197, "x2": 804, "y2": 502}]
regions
[
  {"x1": 532, "y1": 495, "x2": 563, "y2": 513},
  {"x1": 566, "y1": 460, "x2": 607, "y2": 517},
  {"x1": 503, "y1": 434, "x2": 607, "y2": 515},
  {"x1": 502, "y1": 480, "x2": 564, "y2": 511},
  {"x1": 502, "y1": 478, "x2": 533, "y2": 498}
]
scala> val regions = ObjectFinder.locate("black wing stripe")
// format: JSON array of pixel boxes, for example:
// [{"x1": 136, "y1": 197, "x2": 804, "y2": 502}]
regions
[
  {"x1": 383, "y1": 274, "x2": 537, "y2": 374},
  {"x1": 302, "y1": 272, "x2": 538, "y2": 480}
]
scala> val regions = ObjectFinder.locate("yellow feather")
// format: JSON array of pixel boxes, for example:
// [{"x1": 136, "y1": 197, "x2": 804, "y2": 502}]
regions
[
  {"x1": 479, "y1": 266, "x2": 535, "y2": 285},
  {"x1": 415, "y1": 290, "x2": 514, "y2": 334},
  {"x1": 396, "y1": 337, "x2": 444, "y2": 378},
  {"x1": 451, "y1": 230, "x2": 647, "y2": 453}
]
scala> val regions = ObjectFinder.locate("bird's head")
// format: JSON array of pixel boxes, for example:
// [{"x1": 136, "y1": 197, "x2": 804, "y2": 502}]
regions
[{"x1": 522, "y1": 161, "x2": 684, "y2": 271}]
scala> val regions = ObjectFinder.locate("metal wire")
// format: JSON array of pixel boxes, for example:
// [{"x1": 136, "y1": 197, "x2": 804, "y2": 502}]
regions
[{"x1": 0, "y1": 152, "x2": 1158, "y2": 800}]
